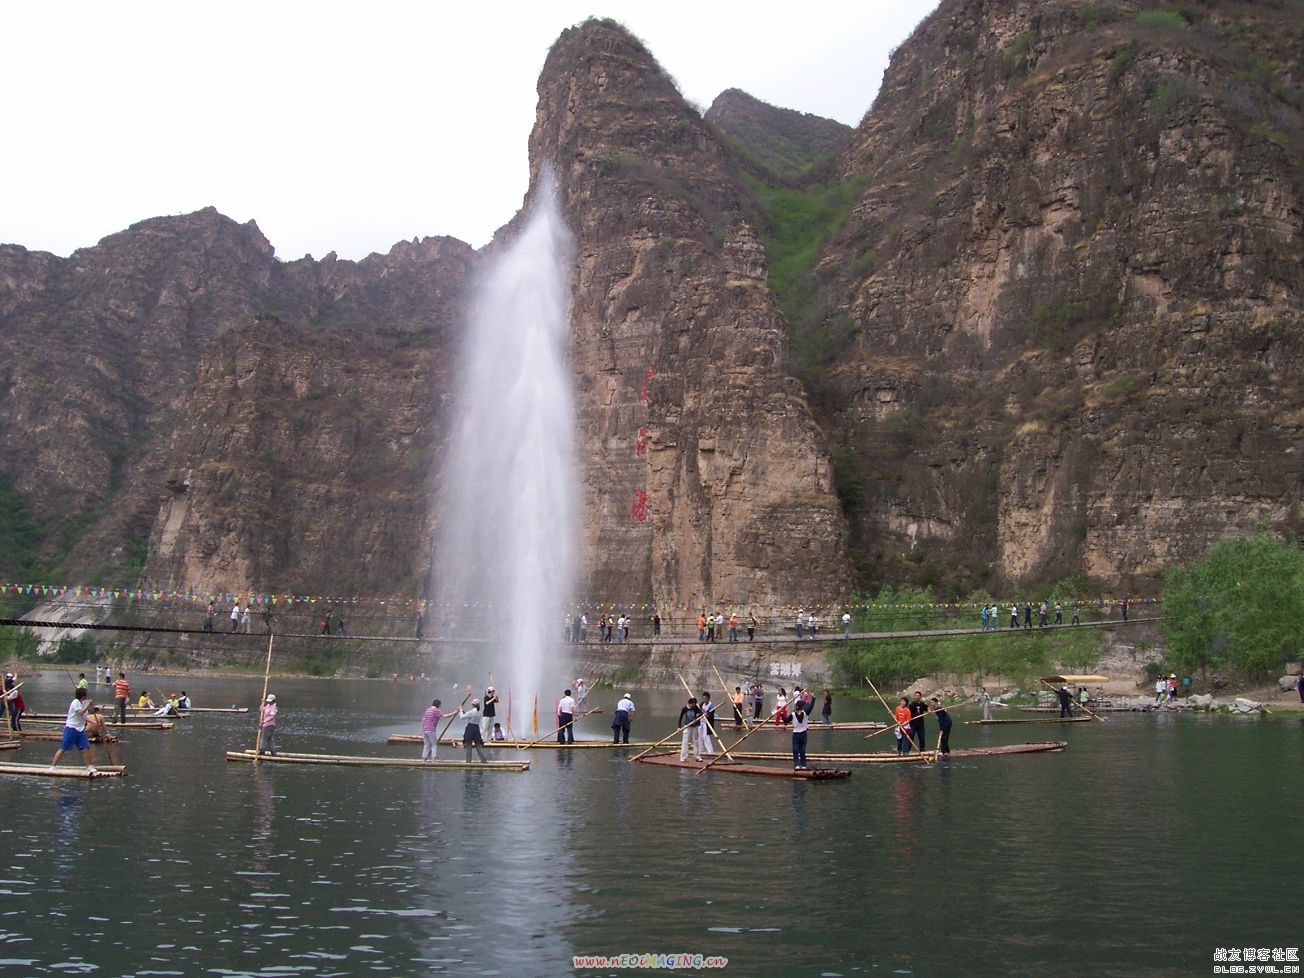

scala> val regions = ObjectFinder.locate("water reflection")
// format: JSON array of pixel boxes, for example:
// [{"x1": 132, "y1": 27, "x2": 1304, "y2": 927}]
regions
[
  {"x1": 51, "y1": 789, "x2": 83, "y2": 885},
  {"x1": 2, "y1": 671, "x2": 1300, "y2": 977}
]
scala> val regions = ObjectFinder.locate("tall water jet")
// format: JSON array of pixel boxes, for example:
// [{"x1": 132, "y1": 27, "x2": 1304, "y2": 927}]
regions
[{"x1": 433, "y1": 171, "x2": 577, "y2": 719}]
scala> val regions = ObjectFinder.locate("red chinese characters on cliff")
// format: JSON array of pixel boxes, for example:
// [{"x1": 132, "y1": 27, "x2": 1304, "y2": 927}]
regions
[{"x1": 630, "y1": 489, "x2": 648, "y2": 523}]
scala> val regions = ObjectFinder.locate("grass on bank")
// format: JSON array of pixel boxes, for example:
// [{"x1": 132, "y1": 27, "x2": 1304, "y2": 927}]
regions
[{"x1": 829, "y1": 624, "x2": 1104, "y2": 689}]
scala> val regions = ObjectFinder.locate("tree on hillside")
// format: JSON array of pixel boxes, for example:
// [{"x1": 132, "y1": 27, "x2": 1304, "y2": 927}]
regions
[{"x1": 1162, "y1": 533, "x2": 1304, "y2": 678}]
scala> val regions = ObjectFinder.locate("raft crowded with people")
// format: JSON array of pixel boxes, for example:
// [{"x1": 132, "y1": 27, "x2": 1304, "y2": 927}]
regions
[{"x1": 2, "y1": 666, "x2": 1124, "y2": 782}]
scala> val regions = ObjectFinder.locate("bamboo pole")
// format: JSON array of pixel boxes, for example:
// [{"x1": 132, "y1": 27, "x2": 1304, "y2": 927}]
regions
[
  {"x1": 676, "y1": 672, "x2": 736, "y2": 762},
  {"x1": 503, "y1": 688, "x2": 518, "y2": 743},
  {"x1": 862, "y1": 701, "x2": 961, "y2": 742},
  {"x1": 709, "y1": 661, "x2": 747, "y2": 732},
  {"x1": 439, "y1": 686, "x2": 475, "y2": 742},
  {"x1": 863, "y1": 676, "x2": 925, "y2": 754},
  {"x1": 698, "y1": 704, "x2": 786, "y2": 774},
  {"x1": 1041, "y1": 679, "x2": 1107, "y2": 721},
  {"x1": 629, "y1": 704, "x2": 726, "y2": 762},
  {"x1": 519, "y1": 706, "x2": 602, "y2": 750},
  {"x1": 864, "y1": 676, "x2": 899, "y2": 725},
  {"x1": 253, "y1": 633, "x2": 275, "y2": 760}
]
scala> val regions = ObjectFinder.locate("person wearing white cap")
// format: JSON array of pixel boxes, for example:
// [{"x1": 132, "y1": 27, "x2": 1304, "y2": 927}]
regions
[
  {"x1": 481, "y1": 686, "x2": 498, "y2": 739},
  {"x1": 259, "y1": 694, "x2": 278, "y2": 755},
  {"x1": 459, "y1": 700, "x2": 488, "y2": 762},
  {"x1": 612, "y1": 693, "x2": 635, "y2": 744}
]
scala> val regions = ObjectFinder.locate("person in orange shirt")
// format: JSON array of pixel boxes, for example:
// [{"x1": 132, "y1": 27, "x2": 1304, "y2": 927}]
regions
[
  {"x1": 728, "y1": 613, "x2": 739, "y2": 643},
  {"x1": 697, "y1": 614, "x2": 707, "y2": 642},
  {"x1": 731, "y1": 686, "x2": 745, "y2": 728},
  {"x1": 894, "y1": 697, "x2": 914, "y2": 755},
  {"x1": 113, "y1": 673, "x2": 131, "y2": 724}
]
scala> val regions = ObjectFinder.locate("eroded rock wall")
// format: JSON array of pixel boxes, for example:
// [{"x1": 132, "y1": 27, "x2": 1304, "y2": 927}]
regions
[{"x1": 528, "y1": 21, "x2": 854, "y2": 612}]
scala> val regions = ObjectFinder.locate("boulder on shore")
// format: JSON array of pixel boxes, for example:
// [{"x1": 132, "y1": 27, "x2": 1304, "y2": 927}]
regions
[
  {"x1": 1279, "y1": 675, "x2": 1301, "y2": 692},
  {"x1": 1233, "y1": 697, "x2": 1262, "y2": 713}
]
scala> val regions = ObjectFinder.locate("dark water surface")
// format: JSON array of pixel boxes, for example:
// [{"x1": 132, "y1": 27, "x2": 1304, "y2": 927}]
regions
[{"x1": 4, "y1": 672, "x2": 1300, "y2": 977}]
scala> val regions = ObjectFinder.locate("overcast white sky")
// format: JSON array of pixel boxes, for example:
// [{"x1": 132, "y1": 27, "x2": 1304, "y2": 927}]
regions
[{"x1": 2, "y1": 1, "x2": 940, "y2": 261}]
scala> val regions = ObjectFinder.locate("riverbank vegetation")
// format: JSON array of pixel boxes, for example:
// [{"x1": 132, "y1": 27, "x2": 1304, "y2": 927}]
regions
[
  {"x1": 829, "y1": 586, "x2": 1105, "y2": 687},
  {"x1": 1161, "y1": 532, "x2": 1304, "y2": 680}
]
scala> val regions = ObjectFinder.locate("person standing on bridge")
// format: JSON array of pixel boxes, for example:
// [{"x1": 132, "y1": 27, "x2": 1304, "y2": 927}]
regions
[
  {"x1": 843, "y1": 610, "x2": 852, "y2": 636},
  {"x1": 747, "y1": 613, "x2": 757, "y2": 641},
  {"x1": 1010, "y1": 604, "x2": 1019, "y2": 628},
  {"x1": 230, "y1": 601, "x2": 241, "y2": 633}
]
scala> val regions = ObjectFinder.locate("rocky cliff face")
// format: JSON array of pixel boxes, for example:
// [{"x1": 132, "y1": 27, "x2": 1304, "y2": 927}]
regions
[
  {"x1": 2, "y1": 1, "x2": 1299, "y2": 616},
  {"x1": 0, "y1": 212, "x2": 476, "y2": 596},
  {"x1": 801, "y1": 0, "x2": 1303, "y2": 592},
  {"x1": 527, "y1": 20, "x2": 854, "y2": 612}
]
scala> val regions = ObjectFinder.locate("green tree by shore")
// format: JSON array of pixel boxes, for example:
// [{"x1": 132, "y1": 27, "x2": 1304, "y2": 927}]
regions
[{"x1": 1162, "y1": 533, "x2": 1304, "y2": 679}]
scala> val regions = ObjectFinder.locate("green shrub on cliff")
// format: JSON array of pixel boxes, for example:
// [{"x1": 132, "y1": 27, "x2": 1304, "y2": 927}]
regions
[{"x1": 1162, "y1": 532, "x2": 1304, "y2": 678}]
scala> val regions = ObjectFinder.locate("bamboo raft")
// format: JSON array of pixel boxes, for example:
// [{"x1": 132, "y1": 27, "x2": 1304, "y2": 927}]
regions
[
  {"x1": 632, "y1": 752, "x2": 851, "y2": 779},
  {"x1": 966, "y1": 717, "x2": 1094, "y2": 725},
  {"x1": 225, "y1": 749, "x2": 531, "y2": 771},
  {"x1": 1019, "y1": 704, "x2": 1150, "y2": 713},
  {"x1": 718, "y1": 742, "x2": 1068, "y2": 763},
  {"x1": 726, "y1": 720, "x2": 887, "y2": 732},
  {"x1": 387, "y1": 734, "x2": 660, "y2": 749},
  {"x1": 0, "y1": 762, "x2": 127, "y2": 779},
  {"x1": 15, "y1": 730, "x2": 117, "y2": 743},
  {"x1": 0, "y1": 740, "x2": 19, "y2": 750},
  {"x1": 21, "y1": 719, "x2": 174, "y2": 730}
]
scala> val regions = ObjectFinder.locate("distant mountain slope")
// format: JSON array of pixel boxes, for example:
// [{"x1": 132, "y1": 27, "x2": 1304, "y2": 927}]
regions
[
  {"x1": 0, "y1": 210, "x2": 475, "y2": 592},
  {"x1": 705, "y1": 88, "x2": 852, "y2": 182}
]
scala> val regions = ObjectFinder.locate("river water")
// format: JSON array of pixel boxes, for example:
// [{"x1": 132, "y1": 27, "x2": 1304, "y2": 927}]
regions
[{"x1": 5, "y1": 671, "x2": 1300, "y2": 977}]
